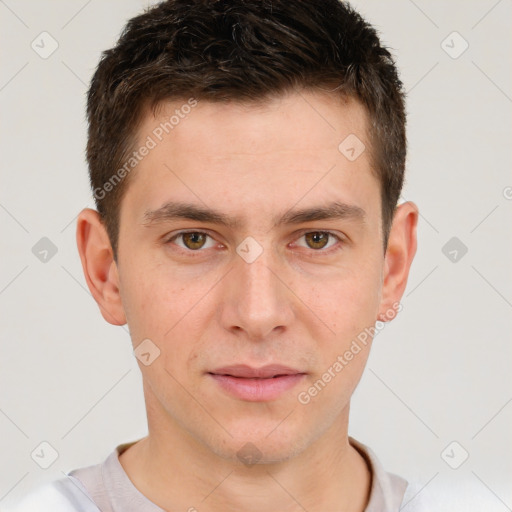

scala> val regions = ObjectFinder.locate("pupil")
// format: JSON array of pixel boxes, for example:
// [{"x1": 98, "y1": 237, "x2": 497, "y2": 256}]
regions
[
  {"x1": 185, "y1": 233, "x2": 204, "y2": 249},
  {"x1": 307, "y1": 232, "x2": 328, "y2": 249}
]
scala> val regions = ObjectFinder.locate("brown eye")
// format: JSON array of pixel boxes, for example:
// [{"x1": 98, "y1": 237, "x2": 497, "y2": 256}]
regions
[
  {"x1": 304, "y1": 232, "x2": 330, "y2": 249},
  {"x1": 181, "y1": 232, "x2": 208, "y2": 250}
]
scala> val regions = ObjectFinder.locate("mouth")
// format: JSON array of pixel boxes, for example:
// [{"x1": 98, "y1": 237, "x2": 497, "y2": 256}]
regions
[{"x1": 207, "y1": 364, "x2": 307, "y2": 401}]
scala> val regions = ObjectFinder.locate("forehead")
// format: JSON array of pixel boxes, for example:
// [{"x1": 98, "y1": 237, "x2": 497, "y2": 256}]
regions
[
  {"x1": 121, "y1": 90, "x2": 380, "y2": 227},
  {"x1": 145, "y1": 91, "x2": 369, "y2": 158}
]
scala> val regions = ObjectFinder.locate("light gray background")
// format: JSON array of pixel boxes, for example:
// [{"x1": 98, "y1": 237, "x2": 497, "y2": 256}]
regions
[{"x1": 1, "y1": 0, "x2": 511, "y2": 510}]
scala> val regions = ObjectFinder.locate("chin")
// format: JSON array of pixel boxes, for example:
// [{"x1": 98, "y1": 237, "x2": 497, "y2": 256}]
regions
[{"x1": 202, "y1": 422, "x2": 312, "y2": 465}]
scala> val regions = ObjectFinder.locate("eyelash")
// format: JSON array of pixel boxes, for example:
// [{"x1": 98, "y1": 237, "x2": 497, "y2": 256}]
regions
[{"x1": 164, "y1": 230, "x2": 345, "y2": 256}]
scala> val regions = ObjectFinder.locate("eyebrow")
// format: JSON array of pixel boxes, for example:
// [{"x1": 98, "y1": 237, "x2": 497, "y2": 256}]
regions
[{"x1": 142, "y1": 200, "x2": 366, "y2": 229}]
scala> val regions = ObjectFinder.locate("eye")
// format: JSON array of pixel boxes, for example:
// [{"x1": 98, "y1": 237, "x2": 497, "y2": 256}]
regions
[
  {"x1": 167, "y1": 231, "x2": 217, "y2": 251},
  {"x1": 294, "y1": 231, "x2": 342, "y2": 251},
  {"x1": 164, "y1": 230, "x2": 344, "y2": 255}
]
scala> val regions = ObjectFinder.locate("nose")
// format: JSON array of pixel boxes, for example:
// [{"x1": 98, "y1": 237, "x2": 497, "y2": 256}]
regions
[{"x1": 219, "y1": 245, "x2": 294, "y2": 341}]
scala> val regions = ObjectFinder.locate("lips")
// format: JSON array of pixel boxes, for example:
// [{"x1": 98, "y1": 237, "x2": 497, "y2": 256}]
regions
[
  {"x1": 209, "y1": 364, "x2": 304, "y2": 379},
  {"x1": 208, "y1": 364, "x2": 306, "y2": 401}
]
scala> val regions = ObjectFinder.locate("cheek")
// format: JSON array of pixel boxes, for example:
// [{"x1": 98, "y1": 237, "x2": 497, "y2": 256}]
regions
[
  {"x1": 118, "y1": 260, "x2": 179, "y2": 342},
  {"x1": 120, "y1": 248, "x2": 189, "y2": 311},
  {"x1": 120, "y1": 262, "x2": 217, "y2": 373},
  {"x1": 301, "y1": 261, "x2": 381, "y2": 339}
]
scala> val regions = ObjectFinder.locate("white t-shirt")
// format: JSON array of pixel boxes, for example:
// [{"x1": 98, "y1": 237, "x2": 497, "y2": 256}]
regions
[{"x1": 5, "y1": 437, "x2": 436, "y2": 511}]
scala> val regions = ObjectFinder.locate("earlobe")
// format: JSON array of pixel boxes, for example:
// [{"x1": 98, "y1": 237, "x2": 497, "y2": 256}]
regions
[
  {"x1": 76, "y1": 208, "x2": 127, "y2": 326},
  {"x1": 377, "y1": 201, "x2": 419, "y2": 322}
]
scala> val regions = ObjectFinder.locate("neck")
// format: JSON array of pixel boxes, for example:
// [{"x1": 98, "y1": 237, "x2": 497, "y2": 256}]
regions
[{"x1": 119, "y1": 406, "x2": 371, "y2": 512}]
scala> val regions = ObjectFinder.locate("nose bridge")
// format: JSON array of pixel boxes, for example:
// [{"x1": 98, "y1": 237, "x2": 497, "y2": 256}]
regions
[
  {"x1": 225, "y1": 239, "x2": 292, "y2": 339},
  {"x1": 241, "y1": 249, "x2": 278, "y2": 302}
]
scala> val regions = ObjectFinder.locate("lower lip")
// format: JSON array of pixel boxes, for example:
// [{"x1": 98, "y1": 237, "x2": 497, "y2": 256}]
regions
[{"x1": 209, "y1": 373, "x2": 306, "y2": 401}]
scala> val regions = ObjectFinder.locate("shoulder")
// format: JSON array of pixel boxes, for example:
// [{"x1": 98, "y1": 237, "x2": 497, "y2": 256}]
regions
[
  {"x1": 3, "y1": 476, "x2": 100, "y2": 512},
  {"x1": 400, "y1": 479, "x2": 439, "y2": 511},
  {"x1": 349, "y1": 436, "x2": 440, "y2": 512}
]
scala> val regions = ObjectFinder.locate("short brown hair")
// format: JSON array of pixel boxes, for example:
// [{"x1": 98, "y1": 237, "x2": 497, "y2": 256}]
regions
[{"x1": 86, "y1": 0, "x2": 407, "y2": 260}]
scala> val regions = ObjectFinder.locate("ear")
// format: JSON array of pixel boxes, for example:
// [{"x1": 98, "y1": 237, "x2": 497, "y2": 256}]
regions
[
  {"x1": 76, "y1": 208, "x2": 126, "y2": 326},
  {"x1": 377, "y1": 201, "x2": 419, "y2": 322}
]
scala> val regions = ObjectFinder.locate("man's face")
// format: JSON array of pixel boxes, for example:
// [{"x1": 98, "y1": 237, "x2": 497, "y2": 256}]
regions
[{"x1": 115, "y1": 91, "x2": 388, "y2": 462}]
